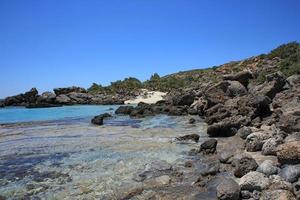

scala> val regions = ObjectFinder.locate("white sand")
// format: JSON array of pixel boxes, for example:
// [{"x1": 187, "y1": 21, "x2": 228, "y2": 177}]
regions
[{"x1": 125, "y1": 89, "x2": 166, "y2": 104}]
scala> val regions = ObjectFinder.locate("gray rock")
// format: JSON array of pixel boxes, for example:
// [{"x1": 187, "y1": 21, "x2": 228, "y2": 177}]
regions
[
  {"x1": 175, "y1": 134, "x2": 199, "y2": 143},
  {"x1": 55, "y1": 94, "x2": 72, "y2": 104},
  {"x1": 237, "y1": 126, "x2": 252, "y2": 140},
  {"x1": 233, "y1": 156, "x2": 258, "y2": 177},
  {"x1": 53, "y1": 86, "x2": 87, "y2": 95},
  {"x1": 200, "y1": 139, "x2": 218, "y2": 154},
  {"x1": 256, "y1": 160, "x2": 278, "y2": 176},
  {"x1": 268, "y1": 175, "x2": 293, "y2": 191},
  {"x1": 223, "y1": 70, "x2": 253, "y2": 87},
  {"x1": 279, "y1": 164, "x2": 300, "y2": 183},
  {"x1": 216, "y1": 178, "x2": 240, "y2": 200},
  {"x1": 287, "y1": 74, "x2": 300, "y2": 86},
  {"x1": 239, "y1": 171, "x2": 270, "y2": 192}
]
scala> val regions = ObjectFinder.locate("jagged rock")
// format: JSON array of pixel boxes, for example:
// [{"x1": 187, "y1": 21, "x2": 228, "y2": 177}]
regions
[
  {"x1": 204, "y1": 104, "x2": 232, "y2": 125},
  {"x1": 67, "y1": 92, "x2": 91, "y2": 104},
  {"x1": 233, "y1": 156, "x2": 258, "y2": 177},
  {"x1": 115, "y1": 106, "x2": 134, "y2": 115},
  {"x1": 250, "y1": 71, "x2": 287, "y2": 99},
  {"x1": 261, "y1": 190, "x2": 296, "y2": 200},
  {"x1": 279, "y1": 164, "x2": 300, "y2": 183},
  {"x1": 277, "y1": 109, "x2": 300, "y2": 133},
  {"x1": 55, "y1": 94, "x2": 72, "y2": 104},
  {"x1": 207, "y1": 115, "x2": 250, "y2": 137},
  {"x1": 216, "y1": 177, "x2": 240, "y2": 200},
  {"x1": 53, "y1": 86, "x2": 87, "y2": 95},
  {"x1": 277, "y1": 141, "x2": 300, "y2": 165},
  {"x1": 175, "y1": 134, "x2": 199, "y2": 143},
  {"x1": 23, "y1": 88, "x2": 38, "y2": 103},
  {"x1": 199, "y1": 139, "x2": 217, "y2": 154},
  {"x1": 237, "y1": 126, "x2": 252, "y2": 140},
  {"x1": 239, "y1": 171, "x2": 270, "y2": 191},
  {"x1": 172, "y1": 93, "x2": 195, "y2": 106},
  {"x1": 256, "y1": 160, "x2": 278, "y2": 176},
  {"x1": 37, "y1": 92, "x2": 57, "y2": 104},
  {"x1": 167, "y1": 106, "x2": 188, "y2": 116}
]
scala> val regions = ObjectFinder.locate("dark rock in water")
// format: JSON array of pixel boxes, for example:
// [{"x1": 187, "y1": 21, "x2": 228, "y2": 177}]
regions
[
  {"x1": 26, "y1": 103, "x2": 62, "y2": 108},
  {"x1": 115, "y1": 106, "x2": 134, "y2": 115},
  {"x1": 216, "y1": 177, "x2": 240, "y2": 200},
  {"x1": 232, "y1": 156, "x2": 258, "y2": 177},
  {"x1": 237, "y1": 126, "x2": 252, "y2": 140},
  {"x1": 277, "y1": 141, "x2": 300, "y2": 165},
  {"x1": 223, "y1": 70, "x2": 253, "y2": 87},
  {"x1": 91, "y1": 113, "x2": 112, "y2": 125},
  {"x1": 0, "y1": 101, "x2": 4, "y2": 108},
  {"x1": 279, "y1": 164, "x2": 300, "y2": 183},
  {"x1": 200, "y1": 160, "x2": 220, "y2": 176},
  {"x1": 175, "y1": 134, "x2": 200, "y2": 143},
  {"x1": 168, "y1": 106, "x2": 188, "y2": 116},
  {"x1": 91, "y1": 115, "x2": 104, "y2": 125},
  {"x1": 207, "y1": 115, "x2": 250, "y2": 137},
  {"x1": 189, "y1": 118, "x2": 196, "y2": 124},
  {"x1": 134, "y1": 160, "x2": 172, "y2": 181},
  {"x1": 53, "y1": 86, "x2": 87, "y2": 95},
  {"x1": 200, "y1": 139, "x2": 217, "y2": 154},
  {"x1": 3, "y1": 88, "x2": 39, "y2": 106}
]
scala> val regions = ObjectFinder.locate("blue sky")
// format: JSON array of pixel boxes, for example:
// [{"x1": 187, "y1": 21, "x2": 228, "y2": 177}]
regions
[{"x1": 0, "y1": 0, "x2": 300, "y2": 98}]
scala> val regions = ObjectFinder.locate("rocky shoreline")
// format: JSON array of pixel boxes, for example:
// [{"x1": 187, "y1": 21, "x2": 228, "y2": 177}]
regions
[{"x1": 89, "y1": 69, "x2": 300, "y2": 199}]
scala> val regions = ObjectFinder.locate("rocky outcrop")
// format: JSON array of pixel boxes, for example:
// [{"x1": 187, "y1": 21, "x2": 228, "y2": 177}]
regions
[
  {"x1": 53, "y1": 86, "x2": 87, "y2": 96},
  {"x1": 223, "y1": 70, "x2": 253, "y2": 87}
]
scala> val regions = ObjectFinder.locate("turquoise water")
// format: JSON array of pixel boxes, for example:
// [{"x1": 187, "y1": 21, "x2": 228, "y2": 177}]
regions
[{"x1": 0, "y1": 105, "x2": 119, "y2": 123}]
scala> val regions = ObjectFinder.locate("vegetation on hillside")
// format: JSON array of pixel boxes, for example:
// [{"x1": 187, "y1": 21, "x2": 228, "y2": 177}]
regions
[{"x1": 88, "y1": 42, "x2": 300, "y2": 94}]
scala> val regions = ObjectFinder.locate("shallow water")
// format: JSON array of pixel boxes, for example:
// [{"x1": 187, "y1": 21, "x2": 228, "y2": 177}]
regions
[{"x1": 0, "y1": 106, "x2": 208, "y2": 199}]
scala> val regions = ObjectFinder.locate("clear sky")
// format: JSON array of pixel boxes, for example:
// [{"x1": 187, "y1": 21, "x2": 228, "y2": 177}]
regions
[{"x1": 0, "y1": 0, "x2": 300, "y2": 98}]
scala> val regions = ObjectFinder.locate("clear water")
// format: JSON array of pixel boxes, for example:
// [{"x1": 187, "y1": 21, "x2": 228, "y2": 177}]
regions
[
  {"x1": 0, "y1": 105, "x2": 119, "y2": 123},
  {"x1": 0, "y1": 105, "x2": 208, "y2": 199}
]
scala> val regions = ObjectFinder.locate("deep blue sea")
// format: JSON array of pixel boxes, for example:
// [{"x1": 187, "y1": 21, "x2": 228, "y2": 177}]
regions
[{"x1": 0, "y1": 105, "x2": 119, "y2": 123}]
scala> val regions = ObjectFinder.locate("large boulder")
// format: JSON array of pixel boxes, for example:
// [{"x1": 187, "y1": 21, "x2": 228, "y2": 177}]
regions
[
  {"x1": 216, "y1": 177, "x2": 240, "y2": 200},
  {"x1": 233, "y1": 156, "x2": 258, "y2": 178},
  {"x1": 239, "y1": 171, "x2": 270, "y2": 191},
  {"x1": 207, "y1": 115, "x2": 250, "y2": 137},
  {"x1": 223, "y1": 70, "x2": 253, "y2": 87},
  {"x1": 53, "y1": 86, "x2": 87, "y2": 96},
  {"x1": 277, "y1": 141, "x2": 300, "y2": 165}
]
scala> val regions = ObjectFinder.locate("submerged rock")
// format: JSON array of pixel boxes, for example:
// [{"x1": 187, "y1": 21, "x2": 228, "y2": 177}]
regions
[{"x1": 175, "y1": 134, "x2": 200, "y2": 143}]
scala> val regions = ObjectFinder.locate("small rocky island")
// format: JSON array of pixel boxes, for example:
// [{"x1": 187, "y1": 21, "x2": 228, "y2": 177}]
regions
[{"x1": 1, "y1": 42, "x2": 300, "y2": 199}]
